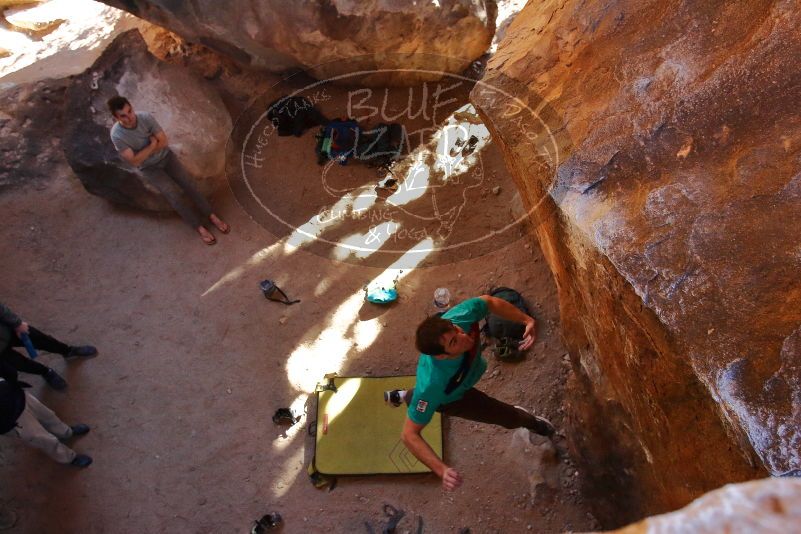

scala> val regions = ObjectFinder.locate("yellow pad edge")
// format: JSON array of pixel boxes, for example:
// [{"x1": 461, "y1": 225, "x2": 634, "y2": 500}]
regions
[{"x1": 315, "y1": 375, "x2": 443, "y2": 475}]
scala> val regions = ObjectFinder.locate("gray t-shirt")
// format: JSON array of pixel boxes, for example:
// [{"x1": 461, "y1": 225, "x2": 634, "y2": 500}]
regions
[{"x1": 110, "y1": 111, "x2": 168, "y2": 168}]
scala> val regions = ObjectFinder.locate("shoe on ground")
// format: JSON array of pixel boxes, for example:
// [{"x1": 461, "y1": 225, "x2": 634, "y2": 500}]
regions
[
  {"x1": 530, "y1": 415, "x2": 556, "y2": 438},
  {"x1": 66, "y1": 345, "x2": 97, "y2": 358},
  {"x1": 515, "y1": 405, "x2": 556, "y2": 437},
  {"x1": 70, "y1": 454, "x2": 92, "y2": 468},
  {"x1": 251, "y1": 512, "x2": 282, "y2": 533},
  {"x1": 44, "y1": 368, "x2": 67, "y2": 390},
  {"x1": 384, "y1": 389, "x2": 404, "y2": 407},
  {"x1": 70, "y1": 424, "x2": 90, "y2": 437}
]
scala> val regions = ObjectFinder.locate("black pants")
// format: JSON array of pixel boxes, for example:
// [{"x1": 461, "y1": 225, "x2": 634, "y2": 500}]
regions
[
  {"x1": 0, "y1": 326, "x2": 70, "y2": 376},
  {"x1": 404, "y1": 387, "x2": 551, "y2": 435}
]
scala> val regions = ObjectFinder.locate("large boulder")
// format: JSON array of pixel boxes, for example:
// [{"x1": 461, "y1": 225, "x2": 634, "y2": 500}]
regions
[
  {"x1": 472, "y1": 0, "x2": 801, "y2": 527},
  {"x1": 609, "y1": 478, "x2": 801, "y2": 534},
  {"x1": 0, "y1": 78, "x2": 71, "y2": 190},
  {"x1": 63, "y1": 30, "x2": 231, "y2": 211},
  {"x1": 96, "y1": 0, "x2": 497, "y2": 85}
]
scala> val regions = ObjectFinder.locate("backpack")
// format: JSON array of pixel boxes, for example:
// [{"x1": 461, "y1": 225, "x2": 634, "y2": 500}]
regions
[
  {"x1": 316, "y1": 119, "x2": 360, "y2": 165},
  {"x1": 484, "y1": 287, "x2": 531, "y2": 360}
]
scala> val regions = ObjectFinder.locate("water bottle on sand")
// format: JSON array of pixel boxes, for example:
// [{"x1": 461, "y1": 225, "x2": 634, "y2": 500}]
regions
[{"x1": 433, "y1": 287, "x2": 451, "y2": 313}]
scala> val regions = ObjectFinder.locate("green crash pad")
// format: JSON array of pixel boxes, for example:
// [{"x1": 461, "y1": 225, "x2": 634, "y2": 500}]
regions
[{"x1": 313, "y1": 375, "x2": 443, "y2": 476}]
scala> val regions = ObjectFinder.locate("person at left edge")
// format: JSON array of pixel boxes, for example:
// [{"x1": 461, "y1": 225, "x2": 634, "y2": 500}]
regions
[{"x1": 0, "y1": 301, "x2": 97, "y2": 390}]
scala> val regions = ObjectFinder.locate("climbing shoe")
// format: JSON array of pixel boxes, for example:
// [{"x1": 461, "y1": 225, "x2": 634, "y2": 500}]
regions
[
  {"x1": 66, "y1": 345, "x2": 98, "y2": 358},
  {"x1": 530, "y1": 415, "x2": 556, "y2": 438},
  {"x1": 251, "y1": 512, "x2": 282, "y2": 532},
  {"x1": 70, "y1": 454, "x2": 93, "y2": 468},
  {"x1": 516, "y1": 406, "x2": 556, "y2": 437}
]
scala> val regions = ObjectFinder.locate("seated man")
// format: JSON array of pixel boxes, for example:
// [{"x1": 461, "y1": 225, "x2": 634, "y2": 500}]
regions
[
  {"x1": 107, "y1": 96, "x2": 230, "y2": 246},
  {"x1": 388, "y1": 295, "x2": 555, "y2": 491},
  {"x1": 0, "y1": 301, "x2": 96, "y2": 390}
]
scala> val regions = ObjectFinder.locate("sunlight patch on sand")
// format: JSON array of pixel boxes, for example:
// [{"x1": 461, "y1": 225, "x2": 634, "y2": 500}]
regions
[
  {"x1": 0, "y1": 0, "x2": 143, "y2": 87},
  {"x1": 361, "y1": 238, "x2": 432, "y2": 294},
  {"x1": 201, "y1": 241, "x2": 285, "y2": 297},
  {"x1": 386, "y1": 103, "x2": 490, "y2": 211},
  {"x1": 285, "y1": 239, "x2": 432, "y2": 393},
  {"x1": 284, "y1": 291, "x2": 367, "y2": 392},
  {"x1": 334, "y1": 221, "x2": 400, "y2": 260}
]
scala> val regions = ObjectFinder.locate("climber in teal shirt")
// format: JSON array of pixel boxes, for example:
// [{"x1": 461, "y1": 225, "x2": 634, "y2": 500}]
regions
[{"x1": 386, "y1": 295, "x2": 555, "y2": 491}]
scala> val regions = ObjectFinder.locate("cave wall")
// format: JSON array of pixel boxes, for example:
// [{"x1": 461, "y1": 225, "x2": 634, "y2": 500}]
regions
[
  {"x1": 97, "y1": 0, "x2": 497, "y2": 84},
  {"x1": 472, "y1": 0, "x2": 800, "y2": 526}
]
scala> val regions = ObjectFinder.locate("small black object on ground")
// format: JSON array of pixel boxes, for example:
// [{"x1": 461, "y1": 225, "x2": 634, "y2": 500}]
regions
[
  {"x1": 272, "y1": 408, "x2": 299, "y2": 426},
  {"x1": 251, "y1": 512, "x2": 282, "y2": 533},
  {"x1": 364, "y1": 503, "x2": 407, "y2": 534},
  {"x1": 259, "y1": 280, "x2": 300, "y2": 305}
]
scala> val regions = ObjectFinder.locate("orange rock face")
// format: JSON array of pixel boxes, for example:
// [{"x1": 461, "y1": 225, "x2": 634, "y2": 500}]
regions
[{"x1": 472, "y1": 0, "x2": 800, "y2": 526}]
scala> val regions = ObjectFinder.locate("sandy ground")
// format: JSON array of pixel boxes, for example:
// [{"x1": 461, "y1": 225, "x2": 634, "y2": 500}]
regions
[{"x1": 0, "y1": 132, "x2": 598, "y2": 533}]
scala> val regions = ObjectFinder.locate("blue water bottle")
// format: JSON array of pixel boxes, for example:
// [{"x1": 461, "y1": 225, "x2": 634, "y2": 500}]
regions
[{"x1": 19, "y1": 332, "x2": 38, "y2": 359}]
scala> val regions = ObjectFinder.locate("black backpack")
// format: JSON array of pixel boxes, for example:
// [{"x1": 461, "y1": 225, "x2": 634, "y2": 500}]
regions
[
  {"x1": 267, "y1": 96, "x2": 327, "y2": 137},
  {"x1": 484, "y1": 287, "x2": 531, "y2": 360}
]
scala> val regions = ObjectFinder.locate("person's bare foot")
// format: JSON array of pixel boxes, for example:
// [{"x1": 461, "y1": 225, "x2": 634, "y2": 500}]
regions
[
  {"x1": 197, "y1": 226, "x2": 216, "y2": 245},
  {"x1": 209, "y1": 214, "x2": 230, "y2": 234}
]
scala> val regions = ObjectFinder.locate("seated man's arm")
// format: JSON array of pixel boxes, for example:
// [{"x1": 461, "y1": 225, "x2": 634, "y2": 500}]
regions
[
  {"x1": 479, "y1": 294, "x2": 537, "y2": 349},
  {"x1": 402, "y1": 417, "x2": 463, "y2": 491},
  {"x1": 118, "y1": 136, "x2": 160, "y2": 167},
  {"x1": 152, "y1": 130, "x2": 168, "y2": 150}
]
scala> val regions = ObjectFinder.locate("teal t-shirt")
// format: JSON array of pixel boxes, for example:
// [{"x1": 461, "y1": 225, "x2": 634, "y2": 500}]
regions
[{"x1": 407, "y1": 297, "x2": 489, "y2": 425}]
